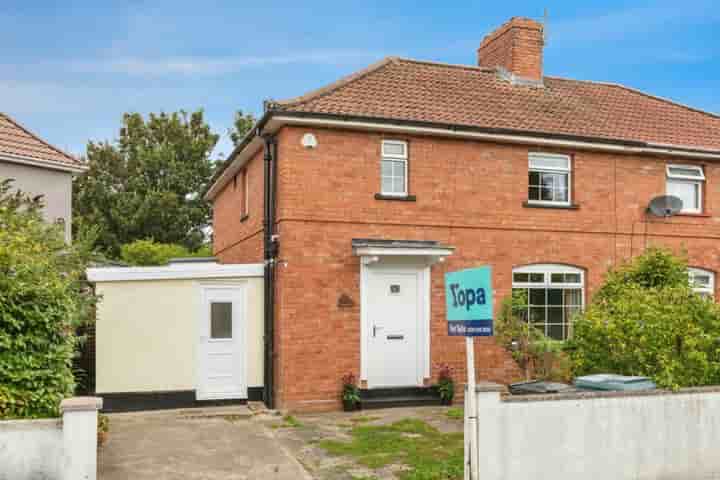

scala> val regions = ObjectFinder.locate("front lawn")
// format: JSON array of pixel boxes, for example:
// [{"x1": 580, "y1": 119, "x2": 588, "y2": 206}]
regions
[{"x1": 319, "y1": 418, "x2": 464, "y2": 480}]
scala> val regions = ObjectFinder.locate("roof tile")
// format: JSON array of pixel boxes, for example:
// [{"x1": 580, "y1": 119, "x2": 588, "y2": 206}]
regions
[
  {"x1": 0, "y1": 113, "x2": 82, "y2": 168},
  {"x1": 276, "y1": 57, "x2": 720, "y2": 152}
]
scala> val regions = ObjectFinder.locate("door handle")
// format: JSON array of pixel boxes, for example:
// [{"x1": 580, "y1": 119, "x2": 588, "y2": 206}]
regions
[{"x1": 373, "y1": 325, "x2": 383, "y2": 338}]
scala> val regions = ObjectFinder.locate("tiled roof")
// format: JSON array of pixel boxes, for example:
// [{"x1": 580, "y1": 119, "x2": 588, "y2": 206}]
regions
[
  {"x1": 275, "y1": 57, "x2": 720, "y2": 152},
  {"x1": 0, "y1": 112, "x2": 83, "y2": 169}
]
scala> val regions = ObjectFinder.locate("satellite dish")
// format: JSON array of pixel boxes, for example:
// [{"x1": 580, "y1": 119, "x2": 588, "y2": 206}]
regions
[{"x1": 648, "y1": 195, "x2": 683, "y2": 217}]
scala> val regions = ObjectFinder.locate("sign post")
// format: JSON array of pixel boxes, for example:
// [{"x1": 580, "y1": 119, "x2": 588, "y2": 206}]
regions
[{"x1": 445, "y1": 267, "x2": 493, "y2": 480}]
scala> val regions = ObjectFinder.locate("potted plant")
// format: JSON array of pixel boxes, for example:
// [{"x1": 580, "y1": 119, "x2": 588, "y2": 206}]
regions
[
  {"x1": 97, "y1": 414, "x2": 110, "y2": 448},
  {"x1": 341, "y1": 373, "x2": 360, "y2": 411},
  {"x1": 436, "y1": 364, "x2": 455, "y2": 406}
]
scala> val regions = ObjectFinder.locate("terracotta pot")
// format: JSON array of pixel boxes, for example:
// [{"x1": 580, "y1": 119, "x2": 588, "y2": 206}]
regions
[{"x1": 97, "y1": 431, "x2": 109, "y2": 447}]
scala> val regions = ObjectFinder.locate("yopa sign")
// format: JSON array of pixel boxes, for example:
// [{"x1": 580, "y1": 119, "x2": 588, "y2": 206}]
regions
[{"x1": 445, "y1": 266, "x2": 493, "y2": 337}]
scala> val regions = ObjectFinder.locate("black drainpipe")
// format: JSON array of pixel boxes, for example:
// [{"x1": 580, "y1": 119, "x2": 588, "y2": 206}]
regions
[{"x1": 263, "y1": 133, "x2": 278, "y2": 409}]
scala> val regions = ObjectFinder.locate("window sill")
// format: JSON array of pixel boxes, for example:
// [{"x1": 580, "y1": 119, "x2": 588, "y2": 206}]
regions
[
  {"x1": 240, "y1": 214, "x2": 250, "y2": 223},
  {"x1": 523, "y1": 201, "x2": 580, "y2": 210},
  {"x1": 375, "y1": 193, "x2": 417, "y2": 202},
  {"x1": 674, "y1": 212, "x2": 711, "y2": 218}
]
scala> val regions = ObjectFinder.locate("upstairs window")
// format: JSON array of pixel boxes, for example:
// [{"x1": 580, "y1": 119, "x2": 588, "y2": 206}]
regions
[
  {"x1": 666, "y1": 164, "x2": 704, "y2": 214},
  {"x1": 689, "y1": 267, "x2": 715, "y2": 299},
  {"x1": 381, "y1": 140, "x2": 408, "y2": 196},
  {"x1": 528, "y1": 153, "x2": 571, "y2": 206},
  {"x1": 512, "y1": 264, "x2": 584, "y2": 341}
]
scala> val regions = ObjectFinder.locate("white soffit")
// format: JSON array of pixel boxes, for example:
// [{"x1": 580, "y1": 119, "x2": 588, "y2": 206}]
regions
[{"x1": 86, "y1": 263, "x2": 264, "y2": 282}]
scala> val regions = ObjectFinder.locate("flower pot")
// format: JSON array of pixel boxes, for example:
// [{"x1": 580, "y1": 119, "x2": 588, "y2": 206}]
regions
[
  {"x1": 441, "y1": 397, "x2": 453, "y2": 406},
  {"x1": 343, "y1": 400, "x2": 359, "y2": 412},
  {"x1": 97, "y1": 431, "x2": 109, "y2": 448}
]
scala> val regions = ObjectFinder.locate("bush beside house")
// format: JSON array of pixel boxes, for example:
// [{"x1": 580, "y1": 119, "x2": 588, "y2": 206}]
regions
[
  {"x1": 0, "y1": 180, "x2": 97, "y2": 418},
  {"x1": 569, "y1": 248, "x2": 720, "y2": 390},
  {"x1": 120, "y1": 239, "x2": 212, "y2": 266}
]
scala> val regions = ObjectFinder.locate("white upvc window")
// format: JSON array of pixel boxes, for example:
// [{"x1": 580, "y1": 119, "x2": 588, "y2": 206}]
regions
[
  {"x1": 381, "y1": 140, "x2": 408, "y2": 196},
  {"x1": 512, "y1": 264, "x2": 584, "y2": 341},
  {"x1": 688, "y1": 267, "x2": 715, "y2": 299},
  {"x1": 528, "y1": 153, "x2": 571, "y2": 206},
  {"x1": 666, "y1": 164, "x2": 704, "y2": 214}
]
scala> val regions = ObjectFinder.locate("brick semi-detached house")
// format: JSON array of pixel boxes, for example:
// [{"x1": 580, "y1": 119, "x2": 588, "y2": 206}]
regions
[{"x1": 206, "y1": 17, "x2": 720, "y2": 411}]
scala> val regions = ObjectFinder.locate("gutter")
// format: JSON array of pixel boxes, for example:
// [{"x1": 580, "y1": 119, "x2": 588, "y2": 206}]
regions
[
  {"x1": 0, "y1": 153, "x2": 88, "y2": 174},
  {"x1": 205, "y1": 110, "x2": 720, "y2": 200}
]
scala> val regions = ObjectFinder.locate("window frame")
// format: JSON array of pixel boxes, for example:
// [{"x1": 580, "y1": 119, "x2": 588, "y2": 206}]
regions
[
  {"x1": 512, "y1": 264, "x2": 585, "y2": 341},
  {"x1": 380, "y1": 140, "x2": 408, "y2": 197},
  {"x1": 666, "y1": 164, "x2": 705, "y2": 214},
  {"x1": 688, "y1": 267, "x2": 715, "y2": 298},
  {"x1": 527, "y1": 153, "x2": 572, "y2": 207},
  {"x1": 242, "y1": 168, "x2": 249, "y2": 217}
]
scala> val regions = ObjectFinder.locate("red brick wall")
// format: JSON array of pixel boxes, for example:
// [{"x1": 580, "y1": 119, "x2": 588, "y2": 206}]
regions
[
  {"x1": 214, "y1": 124, "x2": 720, "y2": 411},
  {"x1": 213, "y1": 148, "x2": 265, "y2": 263},
  {"x1": 477, "y1": 17, "x2": 544, "y2": 81}
]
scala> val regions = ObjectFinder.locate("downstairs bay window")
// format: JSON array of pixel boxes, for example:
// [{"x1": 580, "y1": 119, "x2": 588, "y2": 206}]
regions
[{"x1": 512, "y1": 264, "x2": 584, "y2": 341}]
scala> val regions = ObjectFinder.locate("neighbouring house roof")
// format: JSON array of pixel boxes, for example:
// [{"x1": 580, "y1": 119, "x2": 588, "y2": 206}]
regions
[
  {"x1": 0, "y1": 112, "x2": 85, "y2": 172},
  {"x1": 274, "y1": 57, "x2": 720, "y2": 153}
]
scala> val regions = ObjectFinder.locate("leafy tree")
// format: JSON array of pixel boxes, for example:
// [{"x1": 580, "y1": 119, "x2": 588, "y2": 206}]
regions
[
  {"x1": 0, "y1": 180, "x2": 98, "y2": 418},
  {"x1": 228, "y1": 109, "x2": 256, "y2": 147},
  {"x1": 120, "y1": 239, "x2": 212, "y2": 266},
  {"x1": 569, "y1": 247, "x2": 720, "y2": 389},
  {"x1": 73, "y1": 110, "x2": 219, "y2": 257}
]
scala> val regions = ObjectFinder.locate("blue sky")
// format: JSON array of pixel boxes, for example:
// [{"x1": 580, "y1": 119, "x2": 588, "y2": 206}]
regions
[{"x1": 1, "y1": 1, "x2": 719, "y2": 159}]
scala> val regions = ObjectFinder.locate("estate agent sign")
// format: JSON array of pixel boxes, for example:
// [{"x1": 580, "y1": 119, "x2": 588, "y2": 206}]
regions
[{"x1": 445, "y1": 266, "x2": 493, "y2": 336}]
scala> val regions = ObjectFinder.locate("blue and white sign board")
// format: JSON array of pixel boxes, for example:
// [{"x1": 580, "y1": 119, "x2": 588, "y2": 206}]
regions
[{"x1": 445, "y1": 266, "x2": 493, "y2": 337}]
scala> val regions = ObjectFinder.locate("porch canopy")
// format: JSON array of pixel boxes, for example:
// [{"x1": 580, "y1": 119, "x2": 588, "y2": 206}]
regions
[{"x1": 351, "y1": 238, "x2": 455, "y2": 265}]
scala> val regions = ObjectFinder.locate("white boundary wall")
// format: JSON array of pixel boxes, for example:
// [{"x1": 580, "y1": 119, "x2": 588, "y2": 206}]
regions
[
  {"x1": 0, "y1": 397, "x2": 102, "y2": 480},
  {"x1": 466, "y1": 384, "x2": 720, "y2": 480}
]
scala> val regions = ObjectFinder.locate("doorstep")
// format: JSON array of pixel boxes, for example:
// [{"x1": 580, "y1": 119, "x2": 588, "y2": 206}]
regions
[{"x1": 359, "y1": 386, "x2": 442, "y2": 409}]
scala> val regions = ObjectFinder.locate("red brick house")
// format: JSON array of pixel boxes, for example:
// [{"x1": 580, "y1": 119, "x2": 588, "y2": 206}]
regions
[{"x1": 206, "y1": 17, "x2": 720, "y2": 411}]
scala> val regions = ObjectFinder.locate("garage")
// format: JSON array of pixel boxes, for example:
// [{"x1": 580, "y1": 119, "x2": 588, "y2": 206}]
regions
[{"x1": 86, "y1": 259, "x2": 264, "y2": 412}]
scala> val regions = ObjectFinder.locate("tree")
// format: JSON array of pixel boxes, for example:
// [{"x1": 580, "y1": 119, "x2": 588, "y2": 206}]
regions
[
  {"x1": 0, "y1": 180, "x2": 97, "y2": 418},
  {"x1": 228, "y1": 109, "x2": 256, "y2": 147},
  {"x1": 73, "y1": 110, "x2": 219, "y2": 257},
  {"x1": 569, "y1": 248, "x2": 720, "y2": 389}
]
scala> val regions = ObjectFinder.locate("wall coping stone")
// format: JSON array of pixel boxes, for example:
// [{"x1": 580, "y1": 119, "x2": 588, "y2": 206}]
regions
[
  {"x1": 60, "y1": 396, "x2": 103, "y2": 412},
  {"x1": 502, "y1": 385, "x2": 720, "y2": 403}
]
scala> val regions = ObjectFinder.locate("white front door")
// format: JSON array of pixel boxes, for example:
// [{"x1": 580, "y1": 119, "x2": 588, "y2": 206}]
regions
[
  {"x1": 366, "y1": 265, "x2": 422, "y2": 387},
  {"x1": 197, "y1": 286, "x2": 246, "y2": 400}
]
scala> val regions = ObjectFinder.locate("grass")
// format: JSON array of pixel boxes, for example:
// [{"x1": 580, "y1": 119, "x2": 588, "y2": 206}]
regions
[
  {"x1": 319, "y1": 418, "x2": 464, "y2": 480},
  {"x1": 272, "y1": 414, "x2": 303, "y2": 429},
  {"x1": 349, "y1": 415, "x2": 380, "y2": 424},
  {"x1": 445, "y1": 408, "x2": 464, "y2": 420}
]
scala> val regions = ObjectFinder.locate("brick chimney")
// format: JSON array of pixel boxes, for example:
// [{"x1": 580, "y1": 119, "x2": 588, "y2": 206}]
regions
[{"x1": 477, "y1": 17, "x2": 545, "y2": 82}]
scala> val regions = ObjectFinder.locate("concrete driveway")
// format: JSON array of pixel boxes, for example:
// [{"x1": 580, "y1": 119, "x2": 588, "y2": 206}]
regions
[{"x1": 99, "y1": 406, "x2": 312, "y2": 480}]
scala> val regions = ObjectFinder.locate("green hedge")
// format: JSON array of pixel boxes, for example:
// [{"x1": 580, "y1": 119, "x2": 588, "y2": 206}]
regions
[
  {"x1": 120, "y1": 239, "x2": 212, "y2": 266},
  {"x1": 569, "y1": 248, "x2": 720, "y2": 390},
  {"x1": 0, "y1": 180, "x2": 96, "y2": 418}
]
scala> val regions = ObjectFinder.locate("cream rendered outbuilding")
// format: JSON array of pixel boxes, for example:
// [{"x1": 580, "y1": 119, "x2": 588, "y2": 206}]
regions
[{"x1": 86, "y1": 261, "x2": 264, "y2": 411}]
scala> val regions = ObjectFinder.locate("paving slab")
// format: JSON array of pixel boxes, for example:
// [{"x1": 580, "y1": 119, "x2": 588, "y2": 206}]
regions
[{"x1": 99, "y1": 408, "x2": 311, "y2": 480}]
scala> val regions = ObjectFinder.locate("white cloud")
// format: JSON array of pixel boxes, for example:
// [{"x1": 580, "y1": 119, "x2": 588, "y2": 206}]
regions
[{"x1": 66, "y1": 50, "x2": 381, "y2": 76}]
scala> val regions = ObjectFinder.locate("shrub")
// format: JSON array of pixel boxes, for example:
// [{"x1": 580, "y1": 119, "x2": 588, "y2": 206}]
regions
[
  {"x1": 495, "y1": 290, "x2": 571, "y2": 381},
  {"x1": 120, "y1": 239, "x2": 212, "y2": 266},
  {"x1": 0, "y1": 180, "x2": 97, "y2": 418},
  {"x1": 569, "y1": 247, "x2": 720, "y2": 390}
]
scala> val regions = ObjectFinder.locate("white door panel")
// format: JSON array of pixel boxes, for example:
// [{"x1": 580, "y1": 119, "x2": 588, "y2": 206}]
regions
[
  {"x1": 197, "y1": 286, "x2": 246, "y2": 400},
  {"x1": 366, "y1": 267, "x2": 421, "y2": 387}
]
